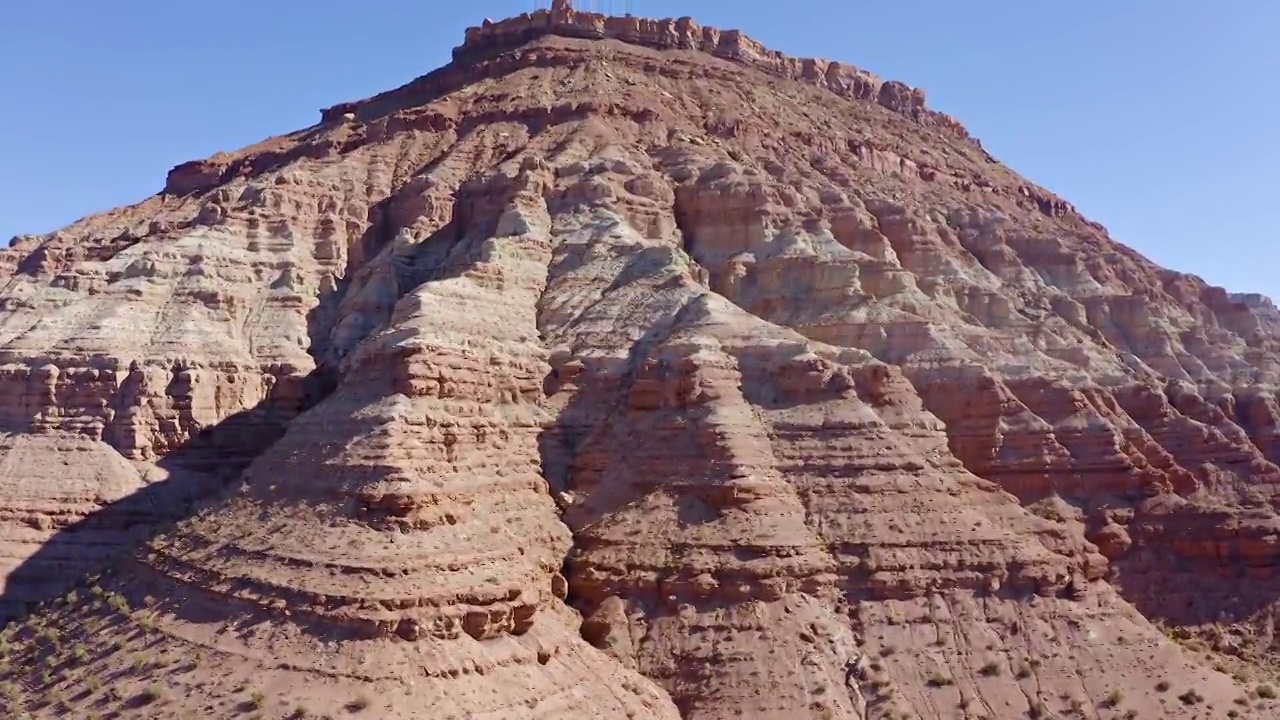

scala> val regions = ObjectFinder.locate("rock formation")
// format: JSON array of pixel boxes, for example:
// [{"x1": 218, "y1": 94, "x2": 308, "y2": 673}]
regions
[{"x1": 2, "y1": 2, "x2": 1280, "y2": 718}]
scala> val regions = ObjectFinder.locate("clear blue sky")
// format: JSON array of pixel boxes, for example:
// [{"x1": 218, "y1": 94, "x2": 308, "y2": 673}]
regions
[{"x1": 2, "y1": 1, "x2": 1277, "y2": 297}]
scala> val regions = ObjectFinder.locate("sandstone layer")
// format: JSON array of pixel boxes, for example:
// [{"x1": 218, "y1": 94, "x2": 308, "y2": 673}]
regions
[{"x1": 2, "y1": 2, "x2": 1279, "y2": 719}]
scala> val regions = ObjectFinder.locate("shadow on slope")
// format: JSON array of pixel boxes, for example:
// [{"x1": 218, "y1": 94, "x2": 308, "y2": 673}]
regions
[
  {"x1": 0, "y1": 174, "x2": 523, "y2": 642},
  {"x1": 0, "y1": 164, "x2": 454, "y2": 626},
  {"x1": 0, "y1": 367, "x2": 337, "y2": 625}
]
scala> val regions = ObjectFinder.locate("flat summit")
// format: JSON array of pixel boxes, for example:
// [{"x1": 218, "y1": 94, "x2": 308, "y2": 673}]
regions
[{"x1": 2, "y1": 2, "x2": 1280, "y2": 718}]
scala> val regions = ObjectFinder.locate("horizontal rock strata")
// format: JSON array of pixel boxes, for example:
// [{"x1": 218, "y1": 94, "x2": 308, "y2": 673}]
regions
[{"x1": 1, "y1": 5, "x2": 1278, "y2": 718}]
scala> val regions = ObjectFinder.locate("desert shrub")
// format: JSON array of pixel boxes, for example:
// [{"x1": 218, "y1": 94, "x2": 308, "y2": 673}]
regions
[
  {"x1": 1177, "y1": 688, "x2": 1204, "y2": 705},
  {"x1": 139, "y1": 683, "x2": 163, "y2": 705},
  {"x1": 925, "y1": 672, "x2": 954, "y2": 688}
]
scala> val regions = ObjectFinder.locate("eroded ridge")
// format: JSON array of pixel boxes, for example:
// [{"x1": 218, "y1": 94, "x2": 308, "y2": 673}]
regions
[
  {"x1": 451, "y1": 0, "x2": 974, "y2": 143},
  {"x1": 1, "y1": 5, "x2": 1278, "y2": 719}
]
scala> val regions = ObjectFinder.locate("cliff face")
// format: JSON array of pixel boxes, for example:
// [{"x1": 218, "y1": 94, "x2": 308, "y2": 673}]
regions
[{"x1": 1, "y1": 4, "x2": 1279, "y2": 719}]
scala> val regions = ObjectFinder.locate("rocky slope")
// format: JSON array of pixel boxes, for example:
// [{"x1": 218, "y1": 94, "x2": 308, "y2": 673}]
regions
[{"x1": 2, "y1": 2, "x2": 1280, "y2": 718}]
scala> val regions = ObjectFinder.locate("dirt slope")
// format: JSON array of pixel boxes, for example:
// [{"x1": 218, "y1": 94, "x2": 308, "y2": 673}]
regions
[{"x1": 2, "y1": 3, "x2": 1279, "y2": 718}]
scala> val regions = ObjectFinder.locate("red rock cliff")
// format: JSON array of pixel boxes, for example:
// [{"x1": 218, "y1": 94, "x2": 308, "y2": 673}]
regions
[{"x1": 0, "y1": 4, "x2": 1275, "y2": 719}]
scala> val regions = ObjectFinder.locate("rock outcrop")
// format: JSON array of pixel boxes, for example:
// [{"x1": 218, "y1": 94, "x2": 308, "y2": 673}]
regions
[
  {"x1": 449, "y1": 2, "x2": 974, "y2": 143},
  {"x1": 1, "y1": 3, "x2": 1278, "y2": 719}
]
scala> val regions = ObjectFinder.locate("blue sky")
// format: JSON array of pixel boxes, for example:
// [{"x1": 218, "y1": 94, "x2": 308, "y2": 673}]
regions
[{"x1": 2, "y1": 1, "x2": 1277, "y2": 298}]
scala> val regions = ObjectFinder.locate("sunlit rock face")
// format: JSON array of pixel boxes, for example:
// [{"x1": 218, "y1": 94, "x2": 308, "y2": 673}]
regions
[{"x1": 1, "y1": 4, "x2": 1278, "y2": 718}]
